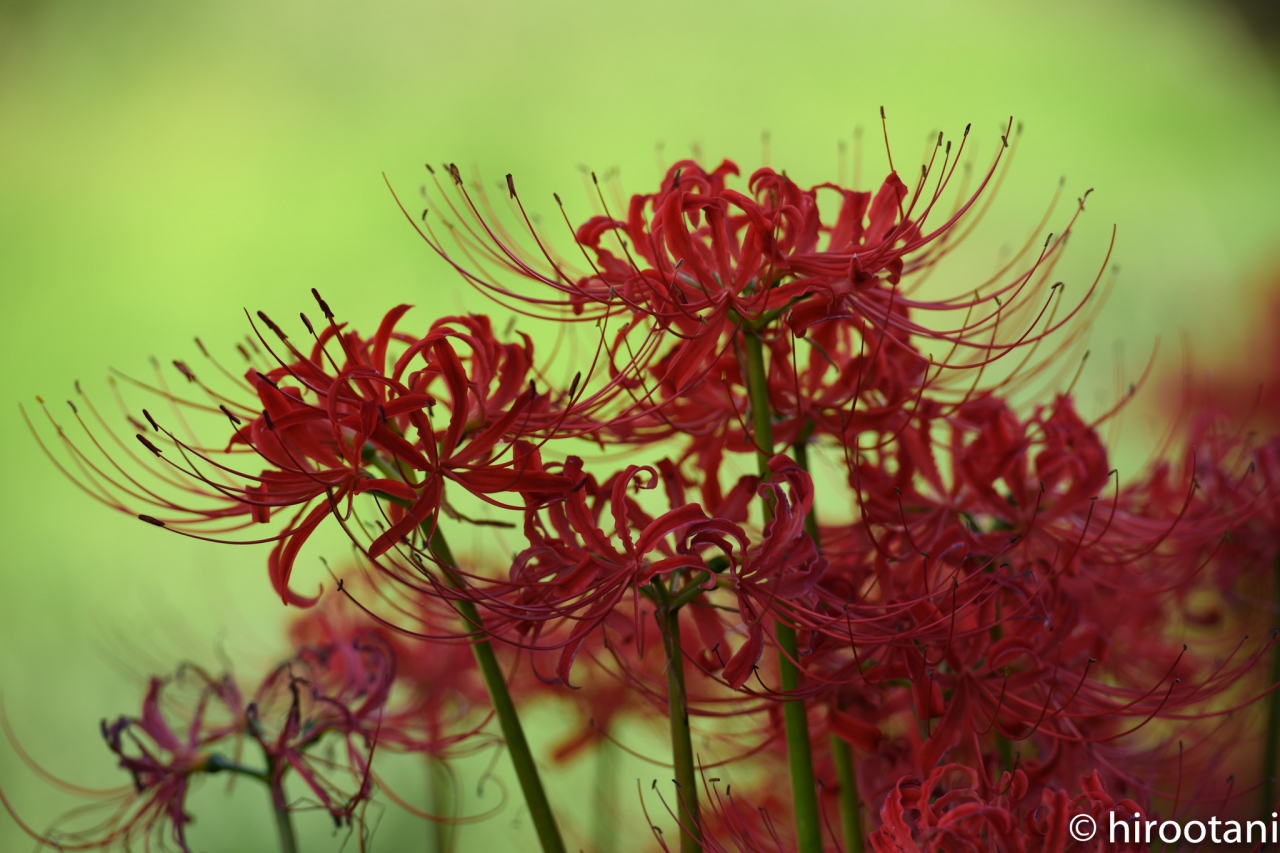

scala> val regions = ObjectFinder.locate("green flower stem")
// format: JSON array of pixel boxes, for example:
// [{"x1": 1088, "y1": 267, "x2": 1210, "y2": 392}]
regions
[
  {"x1": 205, "y1": 755, "x2": 298, "y2": 853},
  {"x1": 1265, "y1": 554, "x2": 1280, "y2": 812},
  {"x1": 427, "y1": 527, "x2": 567, "y2": 853},
  {"x1": 742, "y1": 331, "x2": 823, "y2": 853},
  {"x1": 653, "y1": 580, "x2": 704, "y2": 853},
  {"x1": 427, "y1": 758, "x2": 453, "y2": 853},
  {"x1": 272, "y1": 798, "x2": 300, "y2": 853},
  {"x1": 830, "y1": 737, "x2": 864, "y2": 853},
  {"x1": 793, "y1": 434, "x2": 863, "y2": 853}
]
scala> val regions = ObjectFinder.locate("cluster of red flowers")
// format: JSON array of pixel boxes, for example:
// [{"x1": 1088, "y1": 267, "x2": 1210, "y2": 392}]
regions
[
  {"x1": 10, "y1": 125, "x2": 1280, "y2": 853},
  {"x1": 1, "y1": 596, "x2": 495, "y2": 851}
]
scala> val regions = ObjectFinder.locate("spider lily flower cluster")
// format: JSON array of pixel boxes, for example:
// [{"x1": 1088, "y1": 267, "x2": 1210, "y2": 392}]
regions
[
  {"x1": 9, "y1": 119, "x2": 1280, "y2": 853},
  {"x1": 2, "y1": 597, "x2": 495, "y2": 852}
]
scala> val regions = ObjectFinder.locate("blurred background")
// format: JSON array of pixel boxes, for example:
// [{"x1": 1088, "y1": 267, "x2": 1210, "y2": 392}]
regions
[{"x1": 1, "y1": 0, "x2": 1278, "y2": 848}]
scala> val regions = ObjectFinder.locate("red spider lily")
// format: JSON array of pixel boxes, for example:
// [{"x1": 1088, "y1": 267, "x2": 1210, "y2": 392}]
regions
[
  {"x1": 26, "y1": 299, "x2": 572, "y2": 607},
  {"x1": 870, "y1": 764, "x2": 1150, "y2": 852},
  {"x1": 405, "y1": 128, "x2": 1096, "y2": 358},
  {"x1": 715, "y1": 455, "x2": 826, "y2": 690},
  {"x1": 750, "y1": 386, "x2": 1270, "y2": 818},
  {"x1": 246, "y1": 631, "x2": 399, "y2": 825},
  {"x1": 503, "y1": 453, "x2": 828, "y2": 693},
  {"x1": 400, "y1": 145, "x2": 1112, "y2": 483},
  {"x1": 0, "y1": 622, "x2": 474, "y2": 851},
  {"x1": 99, "y1": 673, "x2": 246, "y2": 849},
  {"x1": 289, "y1": 580, "x2": 493, "y2": 755},
  {"x1": 23, "y1": 123, "x2": 1280, "y2": 853},
  {"x1": 0, "y1": 666, "x2": 245, "y2": 853},
  {"x1": 508, "y1": 456, "x2": 745, "y2": 686}
]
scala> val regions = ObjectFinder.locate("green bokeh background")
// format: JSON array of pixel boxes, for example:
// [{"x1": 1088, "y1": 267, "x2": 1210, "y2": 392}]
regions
[{"x1": 2, "y1": 0, "x2": 1278, "y2": 849}]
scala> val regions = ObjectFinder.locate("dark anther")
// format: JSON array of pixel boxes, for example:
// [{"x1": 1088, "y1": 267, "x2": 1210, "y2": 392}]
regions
[
  {"x1": 964, "y1": 122, "x2": 971, "y2": 136},
  {"x1": 421, "y1": 208, "x2": 429, "y2": 221},
  {"x1": 138, "y1": 514, "x2": 166, "y2": 527},
  {"x1": 568, "y1": 371, "x2": 581, "y2": 398},
  {"x1": 66, "y1": 400, "x2": 77, "y2": 414},
  {"x1": 672, "y1": 168, "x2": 682, "y2": 191},
  {"x1": 448, "y1": 163, "x2": 462, "y2": 185},
  {"x1": 256, "y1": 311, "x2": 287, "y2": 340},
  {"x1": 254, "y1": 371, "x2": 278, "y2": 388},
  {"x1": 336, "y1": 578, "x2": 344, "y2": 591},
  {"x1": 299, "y1": 313, "x2": 314, "y2": 335},
  {"x1": 194, "y1": 337, "x2": 209, "y2": 356},
  {"x1": 424, "y1": 163, "x2": 434, "y2": 174},
  {"x1": 880, "y1": 106, "x2": 886, "y2": 119},
  {"x1": 529, "y1": 379, "x2": 538, "y2": 398},
  {"x1": 311, "y1": 288, "x2": 334, "y2": 320},
  {"x1": 136, "y1": 434, "x2": 163, "y2": 455},
  {"x1": 219, "y1": 404, "x2": 242, "y2": 426},
  {"x1": 140, "y1": 407, "x2": 159, "y2": 430},
  {"x1": 506, "y1": 173, "x2": 517, "y2": 198},
  {"x1": 173, "y1": 360, "x2": 196, "y2": 381},
  {"x1": 262, "y1": 409, "x2": 275, "y2": 430},
  {"x1": 74, "y1": 380, "x2": 82, "y2": 394},
  {"x1": 591, "y1": 171, "x2": 598, "y2": 185}
]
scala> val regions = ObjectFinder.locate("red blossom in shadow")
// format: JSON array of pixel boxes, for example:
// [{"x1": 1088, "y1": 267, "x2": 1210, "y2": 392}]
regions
[
  {"x1": 869, "y1": 764, "x2": 1149, "y2": 852},
  {"x1": 0, "y1": 622, "x2": 483, "y2": 851}
]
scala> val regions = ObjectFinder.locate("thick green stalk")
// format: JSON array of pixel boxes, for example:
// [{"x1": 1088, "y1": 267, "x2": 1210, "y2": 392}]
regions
[
  {"x1": 429, "y1": 528, "x2": 567, "y2": 853},
  {"x1": 793, "y1": 435, "x2": 863, "y2": 853},
  {"x1": 206, "y1": 755, "x2": 298, "y2": 853},
  {"x1": 427, "y1": 758, "x2": 453, "y2": 853},
  {"x1": 830, "y1": 737, "x2": 864, "y2": 853},
  {"x1": 655, "y1": 581, "x2": 703, "y2": 852},
  {"x1": 272, "y1": 798, "x2": 300, "y2": 853},
  {"x1": 1265, "y1": 555, "x2": 1280, "y2": 812},
  {"x1": 742, "y1": 332, "x2": 823, "y2": 853}
]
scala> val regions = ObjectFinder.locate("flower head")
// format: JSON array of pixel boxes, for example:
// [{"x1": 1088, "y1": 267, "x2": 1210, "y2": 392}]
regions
[{"x1": 27, "y1": 300, "x2": 573, "y2": 606}]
